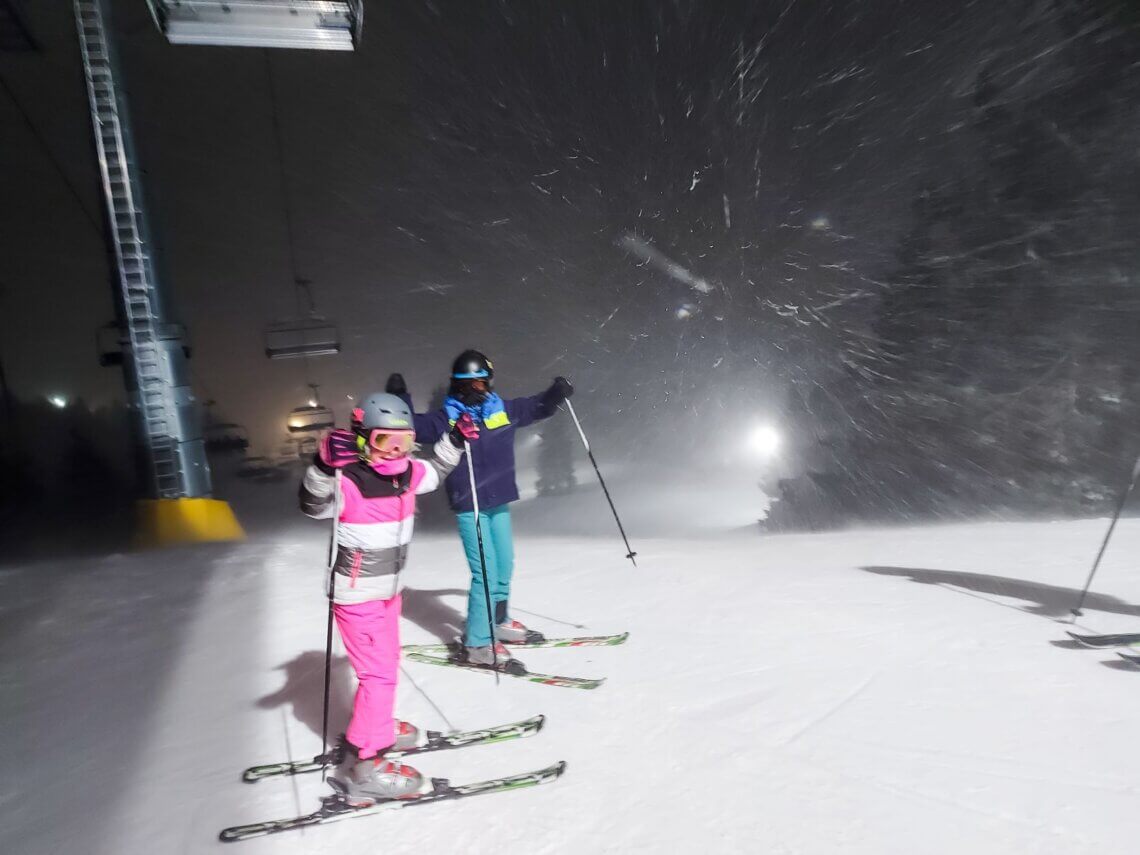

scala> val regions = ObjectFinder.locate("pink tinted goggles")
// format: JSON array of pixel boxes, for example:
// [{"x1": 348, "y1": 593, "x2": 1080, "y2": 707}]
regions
[{"x1": 366, "y1": 429, "x2": 414, "y2": 455}]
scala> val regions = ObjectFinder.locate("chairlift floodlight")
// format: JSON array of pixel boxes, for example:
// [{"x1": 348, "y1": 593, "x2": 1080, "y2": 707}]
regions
[{"x1": 145, "y1": 0, "x2": 363, "y2": 51}]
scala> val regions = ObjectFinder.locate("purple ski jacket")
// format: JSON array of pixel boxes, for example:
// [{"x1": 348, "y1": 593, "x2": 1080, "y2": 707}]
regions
[{"x1": 398, "y1": 384, "x2": 564, "y2": 513}]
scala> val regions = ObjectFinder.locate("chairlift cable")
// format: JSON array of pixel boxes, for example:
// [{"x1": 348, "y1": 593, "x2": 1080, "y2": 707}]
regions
[
  {"x1": 264, "y1": 50, "x2": 314, "y2": 391},
  {"x1": 0, "y1": 70, "x2": 103, "y2": 238}
]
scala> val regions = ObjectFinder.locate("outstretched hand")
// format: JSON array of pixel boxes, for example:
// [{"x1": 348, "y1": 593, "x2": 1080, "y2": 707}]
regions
[
  {"x1": 550, "y1": 376, "x2": 573, "y2": 401},
  {"x1": 385, "y1": 373, "x2": 408, "y2": 396},
  {"x1": 319, "y1": 429, "x2": 360, "y2": 468},
  {"x1": 449, "y1": 413, "x2": 480, "y2": 447}
]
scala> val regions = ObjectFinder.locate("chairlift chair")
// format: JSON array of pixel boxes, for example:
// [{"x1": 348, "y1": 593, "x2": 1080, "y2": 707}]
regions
[
  {"x1": 145, "y1": 0, "x2": 364, "y2": 51},
  {"x1": 286, "y1": 383, "x2": 335, "y2": 433},
  {"x1": 204, "y1": 422, "x2": 250, "y2": 453},
  {"x1": 286, "y1": 404, "x2": 335, "y2": 433},
  {"x1": 265, "y1": 316, "x2": 341, "y2": 359},
  {"x1": 264, "y1": 279, "x2": 341, "y2": 359}
]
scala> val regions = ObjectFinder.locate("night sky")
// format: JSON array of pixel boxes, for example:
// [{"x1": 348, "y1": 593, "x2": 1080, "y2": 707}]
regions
[{"x1": 1, "y1": 1, "x2": 1136, "y2": 474}]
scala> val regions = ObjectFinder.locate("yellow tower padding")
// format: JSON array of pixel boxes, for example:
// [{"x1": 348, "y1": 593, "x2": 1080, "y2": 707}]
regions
[{"x1": 135, "y1": 498, "x2": 246, "y2": 548}]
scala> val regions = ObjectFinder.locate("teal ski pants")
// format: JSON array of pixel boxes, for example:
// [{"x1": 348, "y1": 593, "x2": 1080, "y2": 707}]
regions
[{"x1": 456, "y1": 505, "x2": 514, "y2": 647}]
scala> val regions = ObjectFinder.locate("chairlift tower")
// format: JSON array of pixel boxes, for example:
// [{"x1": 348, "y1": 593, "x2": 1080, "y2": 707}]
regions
[
  {"x1": 73, "y1": 0, "x2": 361, "y2": 544},
  {"x1": 75, "y1": 0, "x2": 207, "y2": 502}
]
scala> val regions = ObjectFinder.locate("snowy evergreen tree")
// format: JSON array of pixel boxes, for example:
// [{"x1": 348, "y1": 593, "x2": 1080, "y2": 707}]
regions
[{"x1": 535, "y1": 411, "x2": 577, "y2": 496}]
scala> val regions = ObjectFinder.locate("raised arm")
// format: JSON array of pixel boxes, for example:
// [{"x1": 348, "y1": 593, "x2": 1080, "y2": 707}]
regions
[
  {"x1": 298, "y1": 429, "x2": 356, "y2": 517},
  {"x1": 386, "y1": 372, "x2": 449, "y2": 443},
  {"x1": 506, "y1": 376, "x2": 574, "y2": 429}
]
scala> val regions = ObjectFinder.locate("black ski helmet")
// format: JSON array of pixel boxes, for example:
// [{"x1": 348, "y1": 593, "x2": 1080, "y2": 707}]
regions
[
  {"x1": 450, "y1": 349, "x2": 494, "y2": 403},
  {"x1": 451, "y1": 350, "x2": 493, "y2": 384}
]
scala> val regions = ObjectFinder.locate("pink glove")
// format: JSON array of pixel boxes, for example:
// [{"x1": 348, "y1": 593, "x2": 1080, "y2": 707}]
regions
[
  {"x1": 319, "y1": 429, "x2": 360, "y2": 468},
  {"x1": 448, "y1": 413, "x2": 480, "y2": 447}
]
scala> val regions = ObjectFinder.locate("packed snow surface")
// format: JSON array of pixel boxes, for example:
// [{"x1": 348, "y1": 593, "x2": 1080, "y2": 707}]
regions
[{"x1": 3, "y1": 489, "x2": 1140, "y2": 854}]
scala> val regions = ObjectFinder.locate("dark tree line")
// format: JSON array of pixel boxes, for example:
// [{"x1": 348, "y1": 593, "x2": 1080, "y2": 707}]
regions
[{"x1": 768, "y1": 0, "x2": 1140, "y2": 529}]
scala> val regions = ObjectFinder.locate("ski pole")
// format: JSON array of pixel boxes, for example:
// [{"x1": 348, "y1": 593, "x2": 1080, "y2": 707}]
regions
[
  {"x1": 465, "y1": 440, "x2": 500, "y2": 681},
  {"x1": 565, "y1": 400, "x2": 637, "y2": 566},
  {"x1": 319, "y1": 469, "x2": 342, "y2": 771},
  {"x1": 1072, "y1": 454, "x2": 1140, "y2": 617}
]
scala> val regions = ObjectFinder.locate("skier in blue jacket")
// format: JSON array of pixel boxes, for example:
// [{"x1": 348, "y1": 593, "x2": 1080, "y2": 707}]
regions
[{"x1": 386, "y1": 350, "x2": 573, "y2": 670}]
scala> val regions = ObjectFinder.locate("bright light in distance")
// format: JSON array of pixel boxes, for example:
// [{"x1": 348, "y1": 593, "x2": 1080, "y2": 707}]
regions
[
  {"x1": 749, "y1": 424, "x2": 781, "y2": 459},
  {"x1": 308, "y1": 399, "x2": 318, "y2": 408},
  {"x1": 48, "y1": 395, "x2": 68, "y2": 409}
]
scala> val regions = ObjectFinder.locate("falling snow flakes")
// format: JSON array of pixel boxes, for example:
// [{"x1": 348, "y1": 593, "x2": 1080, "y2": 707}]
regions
[
  {"x1": 813, "y1": 64, "x2": 867, "y2": 88},
  {"x1": 395, "y1": 226, "x2": 424, "y2": 242},
  {"x1": 616, "y1": 234, "x2": 713, "y2": 294},
  {"x1": 408, "y1": 282, "x2": 455, "y2": 295}
]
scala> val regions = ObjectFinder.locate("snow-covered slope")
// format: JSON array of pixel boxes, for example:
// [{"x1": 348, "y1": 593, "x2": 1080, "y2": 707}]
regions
[{"x1": 3, "y1": 502, "x2": 1139, "y2": 854}]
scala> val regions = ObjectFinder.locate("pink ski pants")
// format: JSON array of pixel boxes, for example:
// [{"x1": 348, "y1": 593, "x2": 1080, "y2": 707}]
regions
[{"x1": 333, "y1": 593, "x2": 402, "y2": 759}]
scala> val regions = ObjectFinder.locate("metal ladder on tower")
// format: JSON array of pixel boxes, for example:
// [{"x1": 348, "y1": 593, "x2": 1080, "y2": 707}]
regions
[{"x1": 74, "y1": 0, "x2": 182, "y2": 498}]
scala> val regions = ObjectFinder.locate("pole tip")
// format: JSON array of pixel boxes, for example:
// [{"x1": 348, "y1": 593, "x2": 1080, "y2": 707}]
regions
[{"x1": 1070, "y1": 608, "x2": 1083, "y2": 617}]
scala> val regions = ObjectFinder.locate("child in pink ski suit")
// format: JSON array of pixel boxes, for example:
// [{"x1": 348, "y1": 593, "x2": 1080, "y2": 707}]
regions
[{"x1": 299, "y1": 392, "x2": 477, "y2": 802}]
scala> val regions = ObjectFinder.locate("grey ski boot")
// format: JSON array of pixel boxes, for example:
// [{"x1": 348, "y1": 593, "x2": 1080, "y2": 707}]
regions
[{"x1": 340, "y1": 756, "x2": 424, "y2": 805}]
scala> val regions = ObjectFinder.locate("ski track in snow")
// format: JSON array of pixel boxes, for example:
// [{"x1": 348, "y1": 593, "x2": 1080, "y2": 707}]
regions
[{"x1": 3, "y1": 511, "x2": 1140, "y2": 854}]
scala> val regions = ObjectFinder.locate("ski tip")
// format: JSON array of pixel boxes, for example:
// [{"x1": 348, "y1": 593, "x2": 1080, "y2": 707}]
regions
[
  {"x1": 533, "y1": 713, "x2": 547, "y2": 731},
  {"x1": 555, "y1": 760, "x2": 568, "y2": 777}
]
